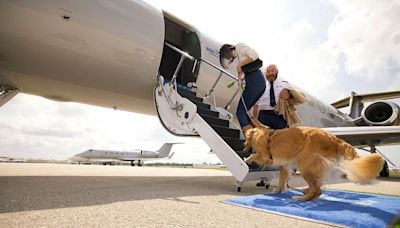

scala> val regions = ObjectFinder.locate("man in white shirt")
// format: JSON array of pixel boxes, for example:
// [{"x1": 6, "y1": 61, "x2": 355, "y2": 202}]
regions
[{"x1": 252, "y1": 64, "x2": 291, "y2": 129}]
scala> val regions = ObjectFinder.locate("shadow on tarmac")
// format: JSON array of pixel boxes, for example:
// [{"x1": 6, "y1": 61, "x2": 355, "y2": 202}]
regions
[{"x1": 0, "y1": 175, "x2": 277, "y2": 213}]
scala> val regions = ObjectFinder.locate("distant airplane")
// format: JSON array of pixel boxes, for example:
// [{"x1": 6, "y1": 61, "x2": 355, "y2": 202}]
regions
[
  {"x1": 0, "y1": 156, "x2": 26, "y2": 163},
  {"x1": 70, "y1": 143, "x2": 181, "y2": 166}
]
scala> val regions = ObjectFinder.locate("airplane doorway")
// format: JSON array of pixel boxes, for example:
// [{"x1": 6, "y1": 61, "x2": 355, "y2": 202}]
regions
[{"x1": 158, "y1": 12, "x2": 201, "y2": 87}]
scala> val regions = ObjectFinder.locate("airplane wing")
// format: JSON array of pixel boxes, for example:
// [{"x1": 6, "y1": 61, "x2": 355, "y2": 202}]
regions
[
  {"x1": 331, "y1": 90, "x2": 400, "y2": 109},
  {"x1": 323, "y1": 126, "x2": 400, "y2": 148}
]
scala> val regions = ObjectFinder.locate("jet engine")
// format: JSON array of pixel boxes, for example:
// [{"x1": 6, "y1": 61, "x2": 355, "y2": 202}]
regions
[{"x1": 361, "y1": 101, "x2": 399, "y2": 126}]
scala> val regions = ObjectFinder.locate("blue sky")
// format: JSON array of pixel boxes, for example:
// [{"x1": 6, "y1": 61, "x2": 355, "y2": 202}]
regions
[{"x1": 0, "y1": 0, "x2": 399, "y2": 165}]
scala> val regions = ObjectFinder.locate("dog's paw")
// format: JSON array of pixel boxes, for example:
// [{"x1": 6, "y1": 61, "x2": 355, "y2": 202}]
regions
[
  {"x1": 272, "y1": 187, "x2": 285, "y2": 193},
  {"x1": 267, "y1": 159, "x2": 275, "y2": 165},
  {"x1": 292, "y1": 195, "x2": 307, "y2": 201}
]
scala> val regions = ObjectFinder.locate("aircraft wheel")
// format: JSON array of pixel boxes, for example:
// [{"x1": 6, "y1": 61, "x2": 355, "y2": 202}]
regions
[
  {"x1": 237, "y1": 187, "x2": 241, "y2": 192},
  {"x1": 256, "y1": 180, "x2": 266, "y2": 187},
  {"x1": 379, "y1": 161, "x2": 389, "y2": 177}
]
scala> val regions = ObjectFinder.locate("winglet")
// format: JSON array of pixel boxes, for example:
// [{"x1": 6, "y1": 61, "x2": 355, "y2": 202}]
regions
[{"x1": 157, "y1": 143, "x2": 183, "y2": 157}]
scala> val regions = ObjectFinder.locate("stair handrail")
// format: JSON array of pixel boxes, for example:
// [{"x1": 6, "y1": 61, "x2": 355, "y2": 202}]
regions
[
  {"x1": 164, "y1": 42, "x2": 195, "y2": 111},
  {"x1": 199, "y1": 59, "x2": 240, "y2": 110},
  {"x1": 162, "y1": 42, "x2": 240, "y2": 111}
]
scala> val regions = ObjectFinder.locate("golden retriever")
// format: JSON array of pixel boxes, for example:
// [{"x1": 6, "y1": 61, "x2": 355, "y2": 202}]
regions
[{"x1": 244, "y1": 120, "x2": 384, "y2": 201}]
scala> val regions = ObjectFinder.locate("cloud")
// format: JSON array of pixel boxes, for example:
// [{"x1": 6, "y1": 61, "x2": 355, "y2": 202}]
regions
[
  {"x1": 326, "y1": 0, "x2": 400, "y2": 80},
  {"x1": 264, "y1": 20, "x2": 341, "y2": 102}
]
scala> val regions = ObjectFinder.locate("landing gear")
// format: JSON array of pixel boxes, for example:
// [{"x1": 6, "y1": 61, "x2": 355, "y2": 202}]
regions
[
  {"x1": 131, "y1": 161, "x2": 135, "y2": 166},
  {"x1": 380, "y1": 161, "x2": 389, "y2": 177},
  {"x1": 256, "y1": 179, "x2": 270, "y2": 189},
  {"x1": 235, "y1": 181, "x2": 242, "y2": 192},
  {"x1": 256, "y1": 180, "x2": 265, "y2": 186},
  {"x1": 137, "y1": 160, "x2": 143, "y2": 167}
]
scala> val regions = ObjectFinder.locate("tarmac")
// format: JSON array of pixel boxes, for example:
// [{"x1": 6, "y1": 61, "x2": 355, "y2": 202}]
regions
[{"x1": 0, "y1": 163, "x2": 399, "y2": 227}]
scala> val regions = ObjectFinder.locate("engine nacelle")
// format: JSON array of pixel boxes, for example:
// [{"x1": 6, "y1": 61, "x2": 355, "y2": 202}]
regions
[
  {"x1": 140, "y1": 150, "x2": 157, "y2": 158},
  {"x1": 361, "y1": 101, "x2": 399, "y2": 126}
]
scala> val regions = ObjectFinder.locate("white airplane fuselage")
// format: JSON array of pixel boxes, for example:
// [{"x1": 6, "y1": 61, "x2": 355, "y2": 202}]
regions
[{"x1": 0, "y1": 0, "x2": 354, "y2": 128}]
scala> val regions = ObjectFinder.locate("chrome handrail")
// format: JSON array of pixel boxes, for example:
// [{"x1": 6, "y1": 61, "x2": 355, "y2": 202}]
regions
[
  {"x1": 165, "y1": 42, "x2": 194, "y2": 61},
  {"x1": 199, "y1": 59, "x2": 240, "y2": 109},
  {"x1": 225, "y1": 87, "x2": 240, "y2": 110},
  {"x1": 161, "y1": 42, "x2": 240, "y2": 111},
  {"x1": 200, "y1": 58, "x2": 237, "y2": 81},
  {"x1": 163, "y1": 42, "x2": 195, "y2": 111}
]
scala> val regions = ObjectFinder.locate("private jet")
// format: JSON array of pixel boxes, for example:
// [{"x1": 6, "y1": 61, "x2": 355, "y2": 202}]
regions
[{"x1": 70, "y1": 143, "x2": 179, "y2": 166}]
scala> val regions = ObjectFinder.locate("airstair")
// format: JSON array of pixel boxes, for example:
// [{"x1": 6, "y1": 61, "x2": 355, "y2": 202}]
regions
[{"x1": 154, "y1": 43, "x2": 279, "y2": 191}]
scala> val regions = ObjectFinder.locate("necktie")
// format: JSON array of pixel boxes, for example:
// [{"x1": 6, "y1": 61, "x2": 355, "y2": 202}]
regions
[{"x1": 269, "y1": 81, "x2": 276, "y2": 106}]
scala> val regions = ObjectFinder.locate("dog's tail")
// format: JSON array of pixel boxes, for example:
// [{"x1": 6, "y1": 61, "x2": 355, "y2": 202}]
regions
[{"x1": 337, "y1": 140, "x2": 384, "y2": 184}]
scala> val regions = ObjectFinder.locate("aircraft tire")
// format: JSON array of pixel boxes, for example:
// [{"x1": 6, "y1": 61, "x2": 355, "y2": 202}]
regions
[{"x1": 379, "y1": 161, "x2": 389, "y2": 177}]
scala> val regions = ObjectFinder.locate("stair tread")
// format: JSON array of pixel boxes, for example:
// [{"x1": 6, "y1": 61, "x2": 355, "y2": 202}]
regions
[
  {"x1": 177, "y1": 87, "x2": 196, "y2": 96},
  {"x1": 178, "y1": 91, "x2": 203, "y2": 103},
  {"x1": 200, "y1": 114, "x2": 229, "y2": 127},
  {"x1": 190, "y1": 99, "x2": 211, "y2": 110},
  {"x1": 197, "y1": 107, "x2": 219, "y2": 118},
  {"x1": 211, "y1": 125, "x2": 240, "y2": 138}
]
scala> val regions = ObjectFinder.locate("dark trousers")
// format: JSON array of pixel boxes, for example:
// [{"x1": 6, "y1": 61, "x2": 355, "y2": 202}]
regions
[
  {"x1": 258, "y1": 110, "x2": 288, "y2": 129},
  {"x1": 236, "y1": 70, "x2": 266, "y2": 127}
]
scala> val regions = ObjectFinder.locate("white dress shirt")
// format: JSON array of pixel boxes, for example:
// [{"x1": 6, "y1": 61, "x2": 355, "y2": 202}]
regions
[
  {"x1": 257, "y1": 79, "x2": 290, "y2": 110},
  {"x1": 235, "y1": 43, "x2": 259, "y2": 62}
]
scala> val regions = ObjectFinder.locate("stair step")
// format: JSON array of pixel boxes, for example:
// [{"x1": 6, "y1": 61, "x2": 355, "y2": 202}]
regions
[
  {"x1": 191, "y1": 99, "x2": 211, "y2": 110},
  {"x1": 211, "y1": 126, "x2": 240, "y2": 138},
  {"x1": 248, "y1": 163, "x2": 265, "y2": 171},
  {"x1": 201, "y1": 115, "x2": 229, "y2": 128},
  {"x1": 222, "y1": 137, "x2": 245, "y2": 151},
  {"x1": 179, "y1": 92, "x2": 203, "y2": 103},
  {"x1": 177, "y1": 87, "x2": 196, "y2": 97},
  {"x1": 197, "y1": 107, "x2": 219, "y2": 118},
  {"x1": 235, "y1": 150, "x2": 252, "y2": 159},
  {"x1": 249, "y1": 164, "x2": 280, "y2": 172}
]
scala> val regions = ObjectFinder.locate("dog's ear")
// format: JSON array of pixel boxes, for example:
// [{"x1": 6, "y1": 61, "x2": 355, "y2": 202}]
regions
[{"x1": 243, "y1": 128, "x2": 256, "y2": 152}]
